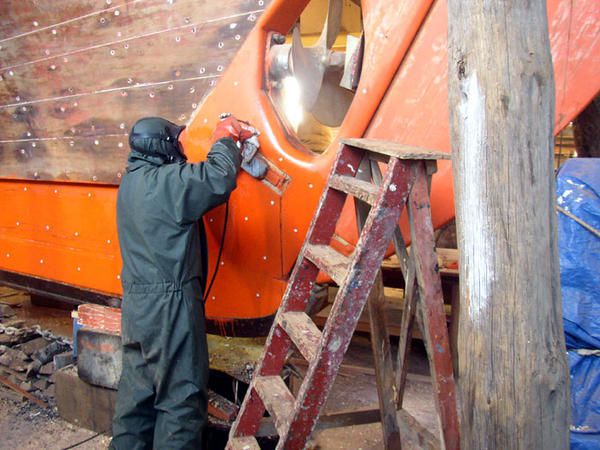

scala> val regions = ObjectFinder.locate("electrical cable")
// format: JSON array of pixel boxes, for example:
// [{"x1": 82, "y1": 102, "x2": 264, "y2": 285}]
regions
[
  {"x1": 61, "y1": 431, "x2": 105, "y2": 450},
  {"x1": 203, "y1": 200, "x2": 229, "y2": 301},
  {"x1": 202, "y1": 127, "x2": 259, "y2": 301}
]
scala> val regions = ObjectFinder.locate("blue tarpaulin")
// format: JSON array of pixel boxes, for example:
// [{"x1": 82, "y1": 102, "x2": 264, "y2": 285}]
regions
[
  {"x1": 569, "y1": 351, "x2": 600, "y2": 449},
  {"x1": 557, "y1": 158, "x2": 600, "y2": 450}
]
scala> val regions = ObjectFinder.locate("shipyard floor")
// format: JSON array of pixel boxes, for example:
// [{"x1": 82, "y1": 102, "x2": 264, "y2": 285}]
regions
[{"x1": 0, "y1": 289, "x2": 438, "y2": 450}]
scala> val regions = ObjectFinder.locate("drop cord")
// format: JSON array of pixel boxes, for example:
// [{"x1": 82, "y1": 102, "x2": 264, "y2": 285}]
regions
[{"x1": 203, "y1": 200, "x2": 229, "y2": 301}]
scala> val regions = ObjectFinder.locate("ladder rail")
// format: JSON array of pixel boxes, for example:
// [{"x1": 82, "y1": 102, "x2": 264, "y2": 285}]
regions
[
  {"x1": 279, "y1": 157, "x2": 416, "y2": 449},
  {"x1": 230, "y1": 143, "x2": 365, "y2": 439},
  {"x1": 370, "y1": 159, "x2": 420, "y2": 410},
  {"x1": 408, "y1": 162, "x2": 459, "y2": 450},
  {"x1": 355, "y1": 184, "x2": 403, "y2": 449}
]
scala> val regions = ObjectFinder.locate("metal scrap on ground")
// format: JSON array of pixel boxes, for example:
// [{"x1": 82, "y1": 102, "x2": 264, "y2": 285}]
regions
[{"x1": 0, "y1": 291, "x2": 73, "y2": 409}]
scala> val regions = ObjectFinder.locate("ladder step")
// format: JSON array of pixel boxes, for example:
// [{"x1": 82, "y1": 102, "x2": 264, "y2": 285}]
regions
[
  {"x1": 341, "y1": 138, "x2": 451, "y2": 161},
  {"x1": 279, "y1": 312, "x2": 322, "y2": 363},
  {"x1": 304, "y1": 244, "x2": 350, "y2": 286},
  {"x1": 330, "y1": 174, "x2": 378, "y2": 205},
  {"x1": 226, "y1": 436, "x2": 261, "y2": 450},
  {"x1": 253, "y1": 376, "x2": 295, "y2": 436}
]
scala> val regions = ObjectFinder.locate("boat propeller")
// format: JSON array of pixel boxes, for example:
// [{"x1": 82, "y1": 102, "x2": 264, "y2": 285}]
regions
[{"x1": 268, "y1": 0, "x2": 363, "y2": 128}]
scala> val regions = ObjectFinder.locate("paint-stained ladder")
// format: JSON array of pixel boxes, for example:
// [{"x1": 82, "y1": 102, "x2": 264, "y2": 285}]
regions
[{"x1": 226, "y1": 138, "x2": 459, "y2": 450}]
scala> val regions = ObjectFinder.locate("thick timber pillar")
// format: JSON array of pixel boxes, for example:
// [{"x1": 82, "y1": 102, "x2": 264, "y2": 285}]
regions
[{"x1": 447, "y1": 1, "x2": 570, "y2": 449}]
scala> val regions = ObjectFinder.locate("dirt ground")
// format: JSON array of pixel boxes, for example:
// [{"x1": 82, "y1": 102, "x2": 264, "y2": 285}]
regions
[
  {"x1": 310, "y1": 336, "x2": 438, "y2": 450},
  {"x1": 1, "y1": 365, "x2": 436, "y2": 450},
  {"x1": 0, "y1": 290, "x2": 110, "y2": 449},
  {"x1": 0, "y1": 291, "x2": 439, "y2": 450},
  {"x1": 0, "y1": 397, "x2": 111, "y2": 450}
]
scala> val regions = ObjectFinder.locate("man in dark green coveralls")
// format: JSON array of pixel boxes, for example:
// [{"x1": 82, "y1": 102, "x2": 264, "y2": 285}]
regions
[{"x1": 110, "y1": 115, "x2": 252, "y2": 449}]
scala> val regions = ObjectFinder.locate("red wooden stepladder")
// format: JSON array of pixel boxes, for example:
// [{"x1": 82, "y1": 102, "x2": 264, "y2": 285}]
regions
[{"x1": 226, "y1": 138, "x2": 460, "y2": 450}]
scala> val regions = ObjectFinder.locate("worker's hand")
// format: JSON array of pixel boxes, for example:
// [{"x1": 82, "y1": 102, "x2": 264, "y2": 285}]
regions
[
  {"x1": 211, "y1": 116, "x2": 255, "y2": 144},
  {"x1": 238, "y1": 121, "x2": 257, "y2": 143}
]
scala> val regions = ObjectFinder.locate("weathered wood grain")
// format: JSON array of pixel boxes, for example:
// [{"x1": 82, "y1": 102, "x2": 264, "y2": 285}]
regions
[
  {"x1": 0, "y1": 75, "x2": 214, "y2": 136},
  {"x1": 0, "y1": 77, "x2": 211, "y2": 182},
  {"x1": 397, "y1": 409, "x2": 440, "y2": 450},
  {"x1": 0, "y1": 0, "x2": 260, "y2": 69},
  {"x1": 304, "y1": 243, "x2": 350, "y2": 286},
  {"x1": 253, "y1": 375, "x2": 294, "y2": 436},
  {"x1": 342, "y1": 138, "x2": 451, "y2": 160},
  {"x1": 0, "y1": 0, "x2": 269, "y2": 183},
  {"x1": 279, "y1": 312, "x2": 322, "y2": 364},
  {"x1": 0, "y1": 0, "x2": 121, "y2": 40},
  {"x1": 0, "y1": 20, "x2": 251, "y2": 105},
  {"x1": 0, "y1": 135, "x2": 129, "y2": 183},
  {"x1": 330, "y1": 173, "x2": 378, "y2": 205},
  {"x1": 448, "y1": 1, "x2": 570, "y2": 449}
]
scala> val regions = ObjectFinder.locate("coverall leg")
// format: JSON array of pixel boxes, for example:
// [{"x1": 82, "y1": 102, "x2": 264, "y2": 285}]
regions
[
  {"x1": 110, "y1": 281, "x2": 208, "y2": 450},
  {"x1": 110, "y1": 344, "x2": 157, "y2": 449},
  {"x1": 153, "y1": 288, "x2": 208, "y2": 449}
]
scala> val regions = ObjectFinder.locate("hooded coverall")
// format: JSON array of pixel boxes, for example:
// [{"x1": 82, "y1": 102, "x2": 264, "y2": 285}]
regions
[{"x1": 110, "y1": 137, "x2": 241, "y2": 449}]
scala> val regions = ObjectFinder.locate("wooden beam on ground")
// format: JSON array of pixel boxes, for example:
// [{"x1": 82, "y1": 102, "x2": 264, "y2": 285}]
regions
[
  {"x1": 0, "y1": 374, "x2": 48, "y2": 408},
  {"x1": 447, "y1": 1, "x2": 570, "y2": 448}
]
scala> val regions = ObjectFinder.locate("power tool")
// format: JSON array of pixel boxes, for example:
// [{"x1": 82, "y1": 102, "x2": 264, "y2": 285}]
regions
[{"x1": 219, "y1": 113, "x2": 268, "y2": 179}]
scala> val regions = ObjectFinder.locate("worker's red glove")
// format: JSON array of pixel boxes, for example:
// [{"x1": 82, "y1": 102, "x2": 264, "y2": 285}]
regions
[
  {"x1": 238, "y1": 121, "x2": 257, "y2": 142},
  {"x1": 211, "y1": 116, "x2": 255, "y2": 144}
]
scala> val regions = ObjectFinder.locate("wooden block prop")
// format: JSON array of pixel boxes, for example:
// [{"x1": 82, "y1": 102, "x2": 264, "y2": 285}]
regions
[{"x1": 55, "y1": 365, "x2": 117, "y2": 433}]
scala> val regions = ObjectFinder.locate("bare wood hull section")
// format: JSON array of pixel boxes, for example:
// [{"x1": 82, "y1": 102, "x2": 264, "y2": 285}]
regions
[{"x1": 0, "y1": 0, "x2": 266, "y2": 182}]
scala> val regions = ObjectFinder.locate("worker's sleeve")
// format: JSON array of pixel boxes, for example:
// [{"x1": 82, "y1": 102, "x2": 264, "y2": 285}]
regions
[{"x1": 167, "y1": 138, "x2": 241, "y2": 224}]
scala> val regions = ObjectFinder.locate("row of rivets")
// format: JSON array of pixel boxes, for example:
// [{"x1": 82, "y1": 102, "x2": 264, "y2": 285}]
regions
[
  {"x1": 2, "y1": 9, "x2": 248, "y2": 80},
  {"x1": 3, "y1": 251, "x2": 119, "y2": 279},
  {"x1": 4, "y1": 70, "x2": 218, "y2": 107}
]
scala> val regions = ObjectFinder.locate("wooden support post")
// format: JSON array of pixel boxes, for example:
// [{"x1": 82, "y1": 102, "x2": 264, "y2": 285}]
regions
[{"x1": 447, "y1": 1, "x2": 570, "y2": 449}]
